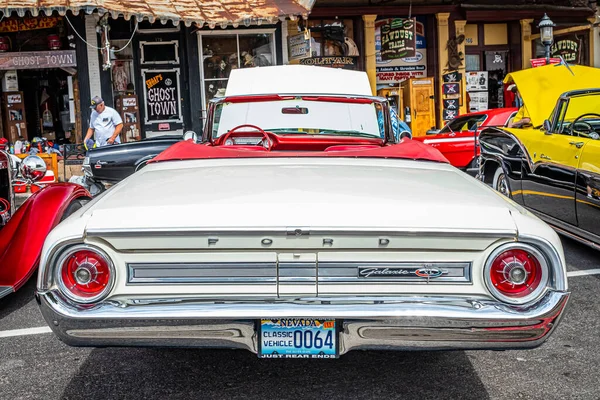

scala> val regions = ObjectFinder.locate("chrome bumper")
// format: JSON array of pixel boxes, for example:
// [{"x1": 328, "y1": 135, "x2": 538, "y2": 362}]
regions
[{"x1": 37, "y1": 290, "x2": 569, "y2": 355}]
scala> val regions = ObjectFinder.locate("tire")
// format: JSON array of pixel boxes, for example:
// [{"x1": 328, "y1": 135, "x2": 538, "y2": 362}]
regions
[
  {"x1": 60, "y1": 199, "x2": 88, "y2": 222},
  {"x1": 492, "y1": 167, "x2": 511, "y2": 198}
]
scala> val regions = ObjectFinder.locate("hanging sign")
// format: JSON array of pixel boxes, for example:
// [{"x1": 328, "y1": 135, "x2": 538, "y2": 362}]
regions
[
  {"x1": 0, "y1": 50, "x2": 76, "y2": 70},
  {"x1": 288, "y1": 33, "x2": 311, "y2": 61},
  {"x1": 0, "y1": 17, "x2": 61, "y2": 33},
  {"x1": 442, "y1": 71, "x2": 462, "y2": 83},
  {"x1": 142, "y1": 69, "x2": 182, "y2": 123},
  {"x1": 443, "y1": 109, "x2": 458, "y2": 121},
  {"x1": 376, "y1": 18, "x2": 417, "y2": 60},
  {"x1": 551, "y1": 35, "x2": 582, "y2": 64},
  {"x1": 530, "y1": 58, "x2": 561, "y2": 68},
  {"x1": 299, "y1": 56, "x2": 357, "y2": 69},
  {"x1": 443, "y1": 83, "x2": 460, "y2": 95},
  {"x1": 376, "y1": 18, "x2": 426, "y2": 84},
  {"x1": 443, "y1": 99, "x2": 459, "y2": 111}
]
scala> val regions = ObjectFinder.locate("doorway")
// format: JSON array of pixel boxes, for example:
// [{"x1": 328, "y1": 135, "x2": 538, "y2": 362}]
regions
[{"x1": 17, "y1": 68, "x2": 72, "y2": 142}]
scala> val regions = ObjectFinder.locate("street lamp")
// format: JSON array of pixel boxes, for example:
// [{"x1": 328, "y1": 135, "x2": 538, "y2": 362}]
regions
[{"x1": 538, "y1": 14, "x2": 556, "y2": 64}]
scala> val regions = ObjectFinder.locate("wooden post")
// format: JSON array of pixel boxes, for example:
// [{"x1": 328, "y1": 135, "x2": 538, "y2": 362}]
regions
[
  {"x1": 521, "y1": 19, "x2": 533, "y2": 69},
  {"x1": 363, "y1": 14, "x2": 377, "y2": 96},
  {"x1": 455, "y1": 20, "x2": 468, "y2": 117},
  {"x1": 436, "y1": 13, "x2": 450, "y2": 128}
]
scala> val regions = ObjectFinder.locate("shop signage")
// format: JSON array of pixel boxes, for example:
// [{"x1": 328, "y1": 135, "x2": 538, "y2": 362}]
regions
[
  {"x1": 7, "y1": 94, "x2": 21, "y2": 104},
  {"x1": 551, "y1": 35, "x2": 582, "y2": 64},
  {"x1": 288, "y1": 33, "x2": 311, "y2": 61},
  {"x1": 0, "y1": 17, "x2": 60, "y2": 33},
  {"x1": 299, "y1": 56, "x2": 357, "y2": 69},
  {"x1": 530, "y1": 58, "x2": 561, "y2": 68},
  {"x1": 376, "y1": 18, "x2": 427, "y2": 84},
  {"x1": 0, "y1": 50, "x2": 76, "y2": 70},
  {"x1": 377, "y1": 18, "x2": 416, "y2": 60},
  {"x1": 443, "y1": 83, "x2": 460, "y2": 95},
  {"x1": 142, "y1": 69, "x2": 182, "y2": 123},
  {"x1": 443, "y1": 109, "x2": 458, "y2": 121},
  {"x1": 485, "y1": 51, "x2": 507, "y2": 72},
  {"x1": 443, "y1": 99, "x2": 459, "y2": 111},
  {"x1": 442, "y1": 71, "x2": 461, "y2": 83},
  {"x1": 123, "y1": 98, "x2": 137, "y2": 107}
]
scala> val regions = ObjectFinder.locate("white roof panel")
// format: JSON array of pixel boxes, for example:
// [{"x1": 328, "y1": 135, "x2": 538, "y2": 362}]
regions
[{"x1": 224, "y1": 65, "x2": 373, "y2": 97}]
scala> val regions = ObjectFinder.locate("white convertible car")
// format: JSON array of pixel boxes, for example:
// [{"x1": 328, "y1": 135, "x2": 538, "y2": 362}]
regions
[{"x1": 36, "y1": 66, "x2": 569, "y2": 358}]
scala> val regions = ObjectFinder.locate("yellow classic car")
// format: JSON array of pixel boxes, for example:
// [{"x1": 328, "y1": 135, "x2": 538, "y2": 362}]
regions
[{"x1": 479, "y1": 64, "x2": 600, "y2": 250}]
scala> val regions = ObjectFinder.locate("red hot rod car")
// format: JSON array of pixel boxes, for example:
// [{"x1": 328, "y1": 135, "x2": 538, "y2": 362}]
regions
[{"x1": 412, "y1": 108, "x2": 517, "y2": 174}]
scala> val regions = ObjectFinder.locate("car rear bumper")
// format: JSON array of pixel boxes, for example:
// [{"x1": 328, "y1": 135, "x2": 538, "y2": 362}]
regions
[{"x1": 37, "y1": 290, "x2": 569, "y2": 355}]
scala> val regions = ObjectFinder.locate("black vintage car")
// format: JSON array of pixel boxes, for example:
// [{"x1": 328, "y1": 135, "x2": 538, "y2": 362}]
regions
[{"x1": 82, "y1": 133, "x2": 196, "y2": 191}]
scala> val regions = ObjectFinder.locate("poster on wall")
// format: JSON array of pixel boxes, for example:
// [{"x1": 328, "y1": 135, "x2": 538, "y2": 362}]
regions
[
  {"x1": 551, "y1": 35, "x2": 582, "y2": 64},
  {"x1": 376, "y1": 17, "x2": 427, "y2": 85},
  {"x1": 466, "y1": 71, "x2": 488, "y2": 92},
  {"x1": 288, "y1": 33, "x2": 311, "y2": 61},
  {"x1": 469, "y1": 91, "x2": 489, "y2": 112},
  {"x1": 377, "y1": 18, "x2": 416, "y2": 60},
  {"x1": 142, "y1": 69, "x2": 182, "y2": 124}
]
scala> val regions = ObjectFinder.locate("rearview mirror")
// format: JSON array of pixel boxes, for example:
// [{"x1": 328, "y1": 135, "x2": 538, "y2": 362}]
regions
[
  {"x1": 543, "y1": 120, "x2": 552, "y2": 135},
  {"x1": 20, "y1": 155, "x2": 47, "y2": 182},
  {"x1": 183, "y1": 131, "x2": 198, "y2": 142}
]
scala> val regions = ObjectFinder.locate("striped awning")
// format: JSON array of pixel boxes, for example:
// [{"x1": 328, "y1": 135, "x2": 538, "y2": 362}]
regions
[{"x1": 0, "y1": 0, "x2": 315, "y2": 27}]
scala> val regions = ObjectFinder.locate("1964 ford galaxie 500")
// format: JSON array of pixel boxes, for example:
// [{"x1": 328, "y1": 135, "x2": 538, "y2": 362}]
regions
[{"x1": 36, "y1": 66, "x2": 569, "y2": 358}]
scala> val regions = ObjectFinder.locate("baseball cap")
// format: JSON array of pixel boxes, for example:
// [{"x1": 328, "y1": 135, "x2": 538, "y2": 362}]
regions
[{"x1": 90, "y1": 96, "x2": 104, "y2": 108}]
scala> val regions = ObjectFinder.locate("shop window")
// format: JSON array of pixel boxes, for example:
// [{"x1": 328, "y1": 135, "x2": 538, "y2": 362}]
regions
[
  {"x1": 140, "y1": 40, "x2": 180, "y2": 64},
  {"x1": 198, "y1": 29, "x2": 276, "y2": 107},
  {"x1": 465, "y1": 54, "x2": 481, "y2": 72}
]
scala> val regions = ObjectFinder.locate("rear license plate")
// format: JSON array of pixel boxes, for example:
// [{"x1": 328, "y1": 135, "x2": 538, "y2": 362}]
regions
[{"x1": 259, "y1": 319, "x2": 337, "y2": 359}]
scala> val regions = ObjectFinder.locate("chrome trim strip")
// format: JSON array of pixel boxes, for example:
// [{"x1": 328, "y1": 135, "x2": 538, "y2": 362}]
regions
[
  {"x1": 127, "y1": 262, "x2": 277, "y2": 285},
  {"x1": 319, "y1": 261, "x2": 472, "y2": 284},
  {"x1": 0, "y1": 286, "x2": 13, "y2": 300},
  {"x1": 86, "y1": 227, "x2": 517, "y2": 238}
]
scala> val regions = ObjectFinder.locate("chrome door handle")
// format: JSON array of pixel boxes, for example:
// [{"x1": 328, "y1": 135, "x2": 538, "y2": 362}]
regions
[
  {"x1": 540, "y1": 154, "x2": 551, "y2": 160},
  {"x1": 569, "y1": 141, "x2": 584, "y2": 148}
]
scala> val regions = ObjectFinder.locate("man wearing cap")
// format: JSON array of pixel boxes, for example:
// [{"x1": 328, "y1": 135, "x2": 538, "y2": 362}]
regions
[{"x1": 84, "y1": 96, "x2": 123, "y2": 148}]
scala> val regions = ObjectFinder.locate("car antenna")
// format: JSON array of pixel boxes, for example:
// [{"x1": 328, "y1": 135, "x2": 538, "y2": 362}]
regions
[{"x1": 556, "y1": 55, "x2": 575, "y2": 76}]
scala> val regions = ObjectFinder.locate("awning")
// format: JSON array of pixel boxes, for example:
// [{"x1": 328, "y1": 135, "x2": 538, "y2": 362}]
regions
[{"x1": 0, "y1": 0, "x2": 315, "y2": 27}]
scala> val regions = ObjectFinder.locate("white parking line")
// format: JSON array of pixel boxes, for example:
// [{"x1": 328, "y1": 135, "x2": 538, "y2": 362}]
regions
[
  {"x1": 567, "y1": 269, "x2": 600, "y2": 278},
  {"x1": 0, "y1": 326, "x2": 52, "y2": 338}
]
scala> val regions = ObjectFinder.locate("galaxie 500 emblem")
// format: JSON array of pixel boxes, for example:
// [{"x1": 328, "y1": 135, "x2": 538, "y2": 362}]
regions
[{"x1": 358, "y1": 266, "x2": 448, "y2": 279}]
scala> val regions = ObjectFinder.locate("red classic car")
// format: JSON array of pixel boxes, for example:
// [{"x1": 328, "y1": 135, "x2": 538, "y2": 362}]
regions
[
  {"x1": 0, "y1": 151, "x2": 90, "y2": 300},
  {"x1": 412, "y1": 108, "x2": 517, "y2": 174}
]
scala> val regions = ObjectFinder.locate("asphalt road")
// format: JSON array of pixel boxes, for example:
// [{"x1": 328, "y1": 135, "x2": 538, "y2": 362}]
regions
[{"x1": 1, "y1": 238, "x2": 598, "y2": 400}]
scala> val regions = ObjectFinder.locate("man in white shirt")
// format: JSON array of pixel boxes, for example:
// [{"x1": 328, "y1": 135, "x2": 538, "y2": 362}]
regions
[{"x1": 84, "y1": 96, "x2": 123, "y2": 148}]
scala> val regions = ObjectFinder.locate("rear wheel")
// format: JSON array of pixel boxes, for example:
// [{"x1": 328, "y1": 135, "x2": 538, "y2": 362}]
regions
[
  {"x1": 60, "y1": 199, "x2": 89, "y2": 222},
  {"x1": 493, "y1": 167, "x2": 511, "y2": 198}
]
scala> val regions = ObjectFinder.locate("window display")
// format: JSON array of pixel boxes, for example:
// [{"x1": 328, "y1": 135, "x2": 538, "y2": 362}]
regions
[{"x1": 200, "y1": 31, "x2": 275, "y2": 105}]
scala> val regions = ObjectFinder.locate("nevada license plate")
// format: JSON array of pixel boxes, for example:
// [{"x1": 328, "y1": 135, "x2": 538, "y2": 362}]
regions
[{"x1": 259, "y1": 319, "x2": 337, "y2": 359}]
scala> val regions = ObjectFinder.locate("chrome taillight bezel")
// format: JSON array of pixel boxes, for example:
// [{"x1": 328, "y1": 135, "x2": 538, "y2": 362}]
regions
[
  {"x1": 55, "y1": 244, "x2": 115, "y2": 304},
  {"x1": 484, "y1": 242, "x2": 550, "y2": 305}
]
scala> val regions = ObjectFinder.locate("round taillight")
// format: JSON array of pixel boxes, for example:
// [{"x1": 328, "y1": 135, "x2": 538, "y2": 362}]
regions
[
  {"x1": 484, "y1": 244, "x2": 549, "y2": 305},
  {"x1": 57, "y1": 246, "x2": 114, "y2": 303}
]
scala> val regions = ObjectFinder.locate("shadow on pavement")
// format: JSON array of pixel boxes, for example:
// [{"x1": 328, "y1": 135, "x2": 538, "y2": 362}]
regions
[
  {"x1": 61, "y1": 348, "x2": 488, "y2": 400},
  {"x1": 0, "y1": 275, "x2": 36, "y2": 321}
]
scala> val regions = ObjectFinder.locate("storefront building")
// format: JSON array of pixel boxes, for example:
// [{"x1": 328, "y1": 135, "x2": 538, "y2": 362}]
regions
[
  {"x1": 0, "y1": 0, "x2": 314, "y2": 149},
  {"x1": 0, "y1": 0, "x2": 596, "y2": 147}
]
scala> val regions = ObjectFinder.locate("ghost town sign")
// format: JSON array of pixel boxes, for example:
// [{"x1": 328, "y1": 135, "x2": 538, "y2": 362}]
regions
[
  {"x1": 142, "y1": 69, "x2": 183, "y2": 124},
  {"x1": 0, "y1": 50, "x2": 77, "y2": 70}
]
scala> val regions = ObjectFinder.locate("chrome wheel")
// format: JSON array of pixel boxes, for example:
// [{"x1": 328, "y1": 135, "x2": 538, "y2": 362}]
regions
[{"x1": 493, "y1": 168, "x2": 511, "y2": 198}]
